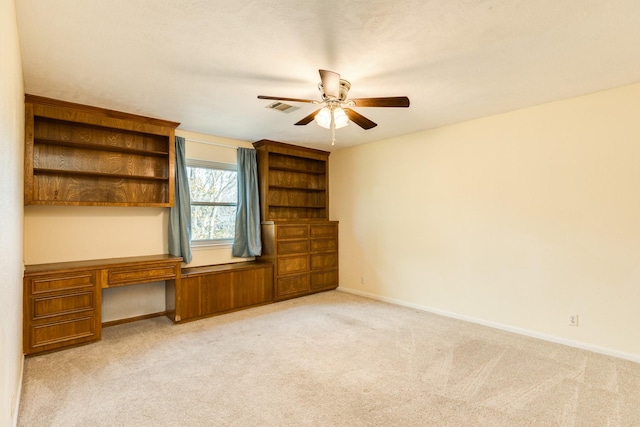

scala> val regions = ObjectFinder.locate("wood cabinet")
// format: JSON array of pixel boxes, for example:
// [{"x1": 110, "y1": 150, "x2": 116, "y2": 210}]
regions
[
  {"x1": 253, "y1": 139, "x2": 329, "y2": 220},
  {"x1": 253, "y1": 140, "x2": 338, "y2": 300},
  {"x1": 166, "y1": 261, "x2": 274, "y2": 322},
  {"x1": 23, "y1": 255, "x2": 182, "y2": 355},
  {"x1": 24, "y1": 95, "x2": 180, "y2": 207},
  {"x1": 260, "y1": 221, "x2": 339, "y2": 300},
  {"x1": 23, "y1": 268, "x2": 101, "y2": 354}
]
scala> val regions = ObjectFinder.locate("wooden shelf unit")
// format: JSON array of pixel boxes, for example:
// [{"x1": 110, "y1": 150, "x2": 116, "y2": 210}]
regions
[
  {"x1": 24, "y1": 95, "x2": 180, "y2": 207},
  {"x1": 253, "y1": 140, "x2": 329, "y2": 221},
  {"x1": 253, "y1": 140, "x2": 338, "y2": 300}
]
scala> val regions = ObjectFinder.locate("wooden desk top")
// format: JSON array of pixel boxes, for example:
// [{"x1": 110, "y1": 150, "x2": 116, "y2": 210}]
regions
[{"x1": 24, "y1": 254, "x2": 183, "y2": 275}]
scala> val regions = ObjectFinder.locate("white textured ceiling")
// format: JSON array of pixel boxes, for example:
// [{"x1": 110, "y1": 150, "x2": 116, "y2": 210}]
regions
[{"x1": 15, "y1": 0, "x2": 640, "y2": 150}]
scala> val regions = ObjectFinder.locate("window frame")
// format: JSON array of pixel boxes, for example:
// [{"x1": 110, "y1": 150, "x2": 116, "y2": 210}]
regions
[{"x1": 186, "y1": 159, "x2": 238, "y2": 247}]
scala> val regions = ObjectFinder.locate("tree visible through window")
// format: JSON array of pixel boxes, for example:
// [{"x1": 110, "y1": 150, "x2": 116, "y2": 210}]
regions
[{"x1": 187, "y1": 160, "x2": 237, "y2": 242}]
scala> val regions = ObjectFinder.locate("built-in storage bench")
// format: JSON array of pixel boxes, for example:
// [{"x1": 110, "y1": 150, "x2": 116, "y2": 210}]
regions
[{"x1": 166, "y1": 261, "x2": 274, "y2": 323}]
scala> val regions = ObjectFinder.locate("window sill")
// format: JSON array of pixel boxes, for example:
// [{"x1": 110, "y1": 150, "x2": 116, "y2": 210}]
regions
[{"x1": 191, "y1": 240, "x2": 233, "y2": 250}]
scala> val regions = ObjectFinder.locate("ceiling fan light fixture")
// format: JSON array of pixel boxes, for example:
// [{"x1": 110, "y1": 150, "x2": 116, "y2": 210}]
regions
[
  {"x1": 314, "y1": 107, "x2": 332, "y2": 129},
  {"x1": 333, "y1": 107, "x2": 349, "y2": 129},
  {"x1": 314, "y1": 106, "x2": 349, "y2": 130}
]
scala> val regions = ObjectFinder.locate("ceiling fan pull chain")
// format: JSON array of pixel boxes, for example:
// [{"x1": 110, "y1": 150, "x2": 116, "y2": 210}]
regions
[{"x1": 331, "y1": 109, "x2": 336, "y2": 145}]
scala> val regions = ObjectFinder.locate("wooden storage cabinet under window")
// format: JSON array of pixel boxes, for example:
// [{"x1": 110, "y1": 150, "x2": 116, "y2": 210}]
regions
[
  {"x1": 167, "y1": 262, "x2": 274, "y2": 322},
  {"x1": 24, "y1": 95, "x2": 179, "y2": 207},
  {"x1": 24, "y1": 269, "x2": 101, "y2": 354}
]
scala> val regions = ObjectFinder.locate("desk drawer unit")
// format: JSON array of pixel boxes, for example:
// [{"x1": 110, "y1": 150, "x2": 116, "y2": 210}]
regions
[
  {"x1": 108, "y1": 263, "x2": 178, "y2": 287},
  {"x1": 24, "y1": 254, "x2": 182, "y2": 355},
  {"x1": 24, "y1": 269, "x2": 101, "y2": 354}
]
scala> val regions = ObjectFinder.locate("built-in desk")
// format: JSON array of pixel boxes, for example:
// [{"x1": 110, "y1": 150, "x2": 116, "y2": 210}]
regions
[{"x1": 23, "y1": 254, "x2": 182, "y2": 355}]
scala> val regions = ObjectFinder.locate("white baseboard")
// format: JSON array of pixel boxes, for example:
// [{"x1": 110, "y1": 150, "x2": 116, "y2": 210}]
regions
[
  {"x1": 337, "y1": 286, "x2": 640, "y2": 364},
  {"x1": 12, "y1": 354, "x2": 24, "y2": 427}
]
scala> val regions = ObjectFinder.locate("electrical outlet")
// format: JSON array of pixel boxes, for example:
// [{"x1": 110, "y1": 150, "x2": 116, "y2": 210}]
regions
[
  {"x1": 568, "y1": 314, "x2": 579, "y2": 327},
  {"x1": 360, "y1": 276, "x2": 366, "y2": 284}
]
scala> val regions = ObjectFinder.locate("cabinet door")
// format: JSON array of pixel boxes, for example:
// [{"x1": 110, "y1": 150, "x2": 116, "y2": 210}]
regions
[
  {"x1": 277, "y1": 239, "x2": 309, "y2": 255},
  {"x1": 276, "y1": 274, "x2": 310, "y2": 298},
  {"x1": 231, "y1": 267, "x2": 274, "y2": 307},
  {"x1": 277, "y1": 225, "x2": 309, "y2": 239},
  {"x1": 310, "y1": 237, "x2": 337, "y2": 252},
  {"x1": 310, "y1": 270, "x2": 339, "y2": 290},
  {"x1": 277, "y1": 255, "x2": 309, "y2": 275},
  {"x1": 310, "y1": 223, "x2": 338, "y2": 238},
  {"x1": 310, "y1": 252, "x2": 338, "y2": 271},
  {"x1": 178, "y1": 274, "x2": 232, "y2": 320}
]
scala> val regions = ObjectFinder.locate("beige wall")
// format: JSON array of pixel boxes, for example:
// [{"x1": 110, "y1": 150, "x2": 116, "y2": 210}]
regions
[
  {"x1": 23, "y1": 130, "x2": 254, "y2": 322},
  {"x1": 1, "y1": 0, "x2": 25, "y2": 424},
  {"x1": 330, "y1": 82, "x2": 640, "y2": 361}
]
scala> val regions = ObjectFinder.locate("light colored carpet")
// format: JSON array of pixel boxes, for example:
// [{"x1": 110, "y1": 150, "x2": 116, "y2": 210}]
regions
[{"x1": 19, "y1": 290, "x2": 640, "y2": 426}]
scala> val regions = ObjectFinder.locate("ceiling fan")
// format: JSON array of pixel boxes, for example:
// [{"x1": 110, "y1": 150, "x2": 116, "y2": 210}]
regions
[{"x1": 258, "y1": 69, "x2": 410, "y2": 145}]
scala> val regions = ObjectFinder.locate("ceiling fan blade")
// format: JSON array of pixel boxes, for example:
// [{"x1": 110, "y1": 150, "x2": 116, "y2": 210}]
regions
[
  {"x1": 344, "y1": 108, "x2": 377, "y2": 130},
  {"x1": 319, "y1": 69, "x2": 341, "y2": 99},
  {"x1": 258, "y1": 95, "x2": 316, "y2": 104},
  {"x1": 294, "y1": 109, "x2": 322, "y2": 126},
  {"x1": 350, "y1": 96, "x2": 410, "y2": 108}
]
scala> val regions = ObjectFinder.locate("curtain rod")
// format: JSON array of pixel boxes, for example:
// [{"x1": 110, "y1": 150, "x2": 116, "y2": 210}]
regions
[{"x1": 184, "y1": 137, "x2": 254, "y2": 150}]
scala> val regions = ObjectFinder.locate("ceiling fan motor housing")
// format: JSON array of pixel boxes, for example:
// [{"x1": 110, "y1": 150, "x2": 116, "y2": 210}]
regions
[{"x1": 319, "y1": 79, "x2": 351, "y2": 101}]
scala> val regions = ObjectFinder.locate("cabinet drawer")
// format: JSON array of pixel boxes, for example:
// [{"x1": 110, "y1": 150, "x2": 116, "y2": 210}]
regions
[
  {"x1": 310, "y1": 252, "x2": 338, "y2": 270},
  {"x1": 310, "y1": 223, "x2": 337, "y2": 238},
  {"x1": 108, "y1": 264, "x2": 177, "y2": 286},
  {"x1": 30, "y1": 271, "x2": 96, "y2": 294},
  {"x1": 277, "y1": 239, "x2": 309, "y2": 255},
  {"x1": 32, "y1": 291, "x2": 95, "y2": 319},
  {"x1": 277, "y1": 225, "x2": 309, "y2": 239},
  {"x1": 310, "y1": 270, "x2": 338, "y2": 290},
  {"x1": 277, "y1": 274, "x2": 309, "y2": 296},
  {"x1": 277, "y1": 255, "x2": 309, "y2": 275},
  {"x1": 310, "y1": 238, "x2": 337, "y2": 252},
  {"x1": 31, "y1": 316, "x2": 96, "y2": 349}
]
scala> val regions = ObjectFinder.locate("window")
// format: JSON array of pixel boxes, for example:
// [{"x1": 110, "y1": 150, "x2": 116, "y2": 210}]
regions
[{"x1": 187, "y1": 160, "x2": 237, "y2": 244}]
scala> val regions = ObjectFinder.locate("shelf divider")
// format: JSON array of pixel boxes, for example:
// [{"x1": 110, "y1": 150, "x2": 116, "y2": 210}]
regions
[
  {"x1": 34, "y1": 137, "x2": 169, "y2": 157},
  {"x1": 33, "y1": 168, "x2": 169, "y2": 181}
]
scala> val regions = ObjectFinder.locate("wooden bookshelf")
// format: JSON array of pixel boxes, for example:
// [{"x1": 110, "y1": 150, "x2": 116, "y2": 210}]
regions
[
  {"x1": 253, "y1": 139, "x2": 330, "y2": 221},
  {"x1": 253, "y1": 140, "x2": 338, "y2": 300},
  {"x1": 24, "y1": 95, "x2": 179, "y2": 207}
]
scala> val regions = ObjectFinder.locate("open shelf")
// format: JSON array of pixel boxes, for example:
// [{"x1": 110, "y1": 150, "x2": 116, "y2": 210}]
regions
[
  {"x1": 268, "y1": 166, "x2": 326, "y2": 175},
  {"x1": 269, "y1": 185, "x2": 326, "y2": 191},
  {"x1": 34, "y1": 137, "x2": 169, "y2": 157},
  {"x1": 269, "y1": 204, "x2": 326, "y2": 208},
  {"x1": 25, "y1": 95, "x2": 179, "y2": 207},
  {"x1": 33, "y1": 168, "x2": 169, "y2": 181}
]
